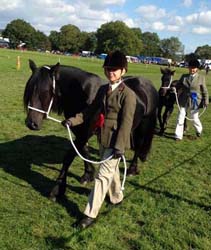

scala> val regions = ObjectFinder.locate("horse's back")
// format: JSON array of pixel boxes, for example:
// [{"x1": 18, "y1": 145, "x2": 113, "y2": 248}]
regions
[
  {"x1": 59, "y1": 66, "x2": 106, "y2": 105},
  {"x1": 124, "y1": 76, "x2": 159, "y2": 115}
]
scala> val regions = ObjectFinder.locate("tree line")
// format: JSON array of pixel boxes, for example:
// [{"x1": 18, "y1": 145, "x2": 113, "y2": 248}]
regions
[{"x1": 2, "y1": 19, "x2": 211, "y2": 60}]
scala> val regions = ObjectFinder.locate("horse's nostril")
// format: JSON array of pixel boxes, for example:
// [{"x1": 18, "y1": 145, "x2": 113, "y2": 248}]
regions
[
  {"x1": 31, "y1": 122, "x2": 39, "y2": 130},
  {"x1": 26, "y1": 119, "x2": 39, "y2": 130}
]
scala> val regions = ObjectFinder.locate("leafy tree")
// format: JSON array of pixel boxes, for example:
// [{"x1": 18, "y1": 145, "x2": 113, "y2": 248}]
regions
[
  {"x1": 160, "y1": 36, "x2": 184, "y2": 60},
  {"x1": 81, "y1": 32, "x2": 97, "y2": 52},
  {"x1": 59, "y1": 24, "x2": 81, "y2": 53},
  {"x1": 34, "y1": 30, "x2": 51, "y2": 51},
  {"x1": 78, "y1": 31, "x2": 90, "y2": 51},
  {"x1": 195, "y1": 45, "x2": 211, "y2": 59},
  {"x1": 131, "y1": 28, "x2": 142, "y2": 40},
  {"x1": 77, "y1": 31, "x2": 97, "y2": 52},
  {"x1": 96, "y1": 21, "x2": 143, "y2": 55},
  {"x1": 49, "y1": 31, "x2": 60, "y2": 51},
  {"x1": 2, "y1": 19, "x2": 37, "y2": 49},
  {"x1": 141, "y1": 32, "x2": 161, "y2": 56}
]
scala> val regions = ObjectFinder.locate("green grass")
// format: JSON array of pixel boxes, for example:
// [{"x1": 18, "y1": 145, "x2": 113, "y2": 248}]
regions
[{"x1": 0, "y1": 48, "x2": 211, "y2": 250}]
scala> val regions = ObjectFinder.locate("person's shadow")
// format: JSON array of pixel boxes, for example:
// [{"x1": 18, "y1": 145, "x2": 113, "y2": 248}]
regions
[{"x1": 0, "y1": 135, "x2": 87, "y2": 219}]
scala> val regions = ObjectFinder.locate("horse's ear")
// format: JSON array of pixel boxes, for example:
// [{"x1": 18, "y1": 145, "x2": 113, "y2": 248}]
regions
[
  {"x1": 29, "y1": 59, "x2": 37, "y2": 72},
  {"x1": 51, "y1": 63, "x2": 60, "y2": 80}
]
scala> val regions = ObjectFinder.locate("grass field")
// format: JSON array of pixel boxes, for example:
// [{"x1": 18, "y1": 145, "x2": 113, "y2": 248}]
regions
[{"x1": 0, "y1": 48, "x2": 211, "y2": 250}]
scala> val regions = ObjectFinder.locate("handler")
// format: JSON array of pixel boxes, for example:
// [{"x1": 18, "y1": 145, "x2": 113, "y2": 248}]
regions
[
  {"x1": 62, "y1": 51, "x2": 137, "y2": 228},
  {"x1": 175, "y1": 59, "x2": 209, "y2": 141}
]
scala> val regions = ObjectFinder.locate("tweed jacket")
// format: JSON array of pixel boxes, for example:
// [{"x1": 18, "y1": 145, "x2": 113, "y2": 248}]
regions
[
  {"x1": 177, "y1": 72, "x2": 209, "y2": 108},
  {"x1": 68, "y1": 82, "x2": 137, "y2": 152}
]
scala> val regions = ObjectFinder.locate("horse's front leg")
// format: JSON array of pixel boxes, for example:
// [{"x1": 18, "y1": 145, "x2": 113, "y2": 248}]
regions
[
  {"x1": 80, "y1": 143, "x2": 95, "y2": 184},
  {"x1": 157, "y1": 105, "x2": 163, "y2": 131},
  {"x1": 162, "y1": 106, "x2": 174, "y2": 131},
  {"x1": 49, "y1": 147, "x2": 77, "y2": 201}
]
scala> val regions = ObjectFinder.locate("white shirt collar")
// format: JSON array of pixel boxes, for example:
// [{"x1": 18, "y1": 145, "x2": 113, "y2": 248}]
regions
[{"x1": 109, "y1": 79, "x2": 123, "y2": 91}]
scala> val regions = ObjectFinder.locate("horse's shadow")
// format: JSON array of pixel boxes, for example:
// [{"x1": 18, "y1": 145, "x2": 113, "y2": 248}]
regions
[{"x1": 0, "y1": 135, "x2": 87, "y2": 218}]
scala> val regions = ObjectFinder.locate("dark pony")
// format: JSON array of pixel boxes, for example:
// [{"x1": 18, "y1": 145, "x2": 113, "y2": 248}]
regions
[
  {"x1": 24, "y1": 60, "x2": 159, "y2": 200},
  {"x1": 157, "y1": 67, "x2": 186, "y2": 135}
]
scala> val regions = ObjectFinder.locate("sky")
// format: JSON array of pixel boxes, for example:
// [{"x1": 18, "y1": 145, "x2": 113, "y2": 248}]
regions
[{"x1": 0, "y1": 0, "x2": 211, "y2": 54}]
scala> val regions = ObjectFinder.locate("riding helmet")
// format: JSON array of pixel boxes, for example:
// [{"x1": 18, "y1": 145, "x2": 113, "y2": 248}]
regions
[
  {"x1": 188, "y1": 59, "x2": 200, "y2": 68},
  {"x1": 103, "y1": 51, "x2": 128, "y2": 71}
]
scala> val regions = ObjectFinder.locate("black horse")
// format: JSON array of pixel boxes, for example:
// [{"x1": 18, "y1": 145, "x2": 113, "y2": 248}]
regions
[
  {"x1": 158, "y1": 67, "x2": 187, "y2": 135},
  {"x1": 24, "y1": 60, "x2": 159, "y2": 200},
  {"x1": 158, "y1": 67, "x2": 177, "y2": 134}
]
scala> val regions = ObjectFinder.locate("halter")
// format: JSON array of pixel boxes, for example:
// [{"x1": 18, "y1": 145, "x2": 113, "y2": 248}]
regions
[
  {"x1": 161, "y1": 76, "x2": 173, "y2": 89},
  {"x1": 28, "y1": 66, "x2": 60, "y2": 123},
  {"x1": 27, "y1": 66, "x2": 128, "y2": 192}
]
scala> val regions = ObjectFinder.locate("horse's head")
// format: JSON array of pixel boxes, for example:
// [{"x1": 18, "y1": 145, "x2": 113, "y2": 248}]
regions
[
  {"x1": 24, "y1": 60, "x2": 60, "y2": 130},
  {"x1": 159, "y1": 67, "x2": 175, "y2": 96}
]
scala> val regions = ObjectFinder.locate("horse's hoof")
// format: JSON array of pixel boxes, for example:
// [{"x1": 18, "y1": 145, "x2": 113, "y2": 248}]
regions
[
  {"x1": 127, "y1": 167, "x2": 140, "y2": 176},
  {"x1": 80, "y1": 173, "x2": 94, "y2": 184},
  {"x1": 80, "y1": 180, "x2": 88, "y2": 185},
  {"x1": 158, "y1": 131, "x2": 164, "y2": 136},
  {"x1": 139, "y1": 155, "x2": 147, "y2": 162},
  {"x1": 49, "y1": 195, "x2": 57, "y2": 202},
  {"x1": 49, "y1": 182, "x2": 66, "y2": 201}
]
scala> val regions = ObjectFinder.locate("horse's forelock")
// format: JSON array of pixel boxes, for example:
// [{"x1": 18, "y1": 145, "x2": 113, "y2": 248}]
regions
[{"x1": 23, "y1": 67, "x2": 52, "y2": 109}]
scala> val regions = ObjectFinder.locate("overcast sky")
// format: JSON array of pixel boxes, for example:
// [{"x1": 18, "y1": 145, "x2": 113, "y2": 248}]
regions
[{"x1": 0, "y1": 0, "x2": 211, "y2": 54}]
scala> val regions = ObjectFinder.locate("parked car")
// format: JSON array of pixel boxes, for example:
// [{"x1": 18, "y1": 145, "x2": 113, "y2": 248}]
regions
[{"x1": 178, "y1": 62, "x2": 188, "y2": 67}]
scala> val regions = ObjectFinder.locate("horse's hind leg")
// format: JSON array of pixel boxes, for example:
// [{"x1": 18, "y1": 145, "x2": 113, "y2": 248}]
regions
[
  {"x1": 127, "y1": 124, "x2": 154, "y2": 176},
  {"x1": 137, "y1": 114, "x2": 156, "y2": 163},
  {"x1": 127, "y1": 151, "x2": 139, "y2": 176},
  {"x1": 127, "y1": 127, "x2": 147, "y2": 176},
  {"x1": 80, "y1": 144, "x2": 95, "y2": 184},
  {"x1": 183, "y1": 117, "x2": 188, "y2": 133}
]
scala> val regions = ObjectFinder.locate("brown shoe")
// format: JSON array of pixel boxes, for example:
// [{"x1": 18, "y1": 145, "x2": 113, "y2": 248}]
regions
[{"x1": 79, "y1": 216, "x2": 95, "y2": 229}]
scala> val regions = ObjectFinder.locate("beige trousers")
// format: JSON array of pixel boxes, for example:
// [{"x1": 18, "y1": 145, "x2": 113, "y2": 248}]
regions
[{"x1": 84, "y1": 147, "x2": 123, "y2": 218}]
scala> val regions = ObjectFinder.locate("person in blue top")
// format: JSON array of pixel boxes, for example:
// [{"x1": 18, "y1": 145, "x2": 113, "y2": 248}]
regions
[{"x1": 175, "y1": 59, "x2": 209, "y2": 141}]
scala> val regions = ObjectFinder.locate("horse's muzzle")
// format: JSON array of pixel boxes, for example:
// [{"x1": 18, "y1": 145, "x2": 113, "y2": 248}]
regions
[{"x1": 25, "y1": 118, "x2": 40, "y2": 130}]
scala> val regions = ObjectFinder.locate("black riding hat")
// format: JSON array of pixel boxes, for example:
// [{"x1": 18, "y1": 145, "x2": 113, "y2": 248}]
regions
[
  {"x1": 188, "y1": 59, "x2": 200, "y2": 68},
  {"x1": 103, "y1": 51, "x2": 128, "y2": 71}
]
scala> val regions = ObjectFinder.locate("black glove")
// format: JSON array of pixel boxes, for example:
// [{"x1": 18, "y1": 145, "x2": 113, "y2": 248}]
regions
[
  {"x1": 199, "y1": 99, "x2": 208, "y2": 109},
  {"x1": 113, "y1": 149, "x2": 124, "y2": 159},
  {"x1": 61, "y1": 119, "x2": 72, "y2": 127}
]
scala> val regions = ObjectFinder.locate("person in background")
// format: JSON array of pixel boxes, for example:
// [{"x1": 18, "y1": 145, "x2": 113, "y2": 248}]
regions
[
  {"x1": 175, "y1": 59, "x2": 209, "y2": 141},
  {"x1": 205, "y1": 64, "x2": 209, "y2": 75},
  {"x1": 62, "y1": 51, "x2": 137, "y2": 229}
]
